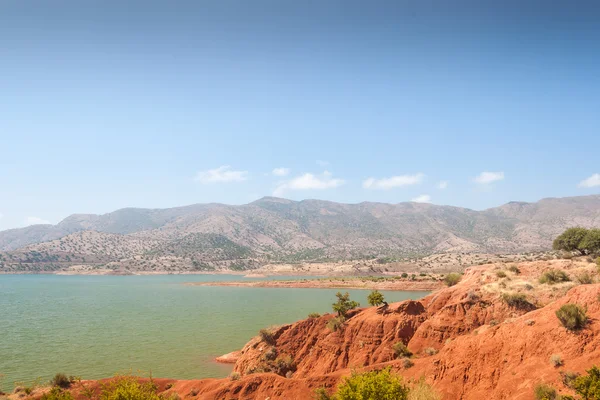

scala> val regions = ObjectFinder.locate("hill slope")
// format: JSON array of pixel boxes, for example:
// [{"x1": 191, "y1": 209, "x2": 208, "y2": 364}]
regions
[{"x1": 1, "y1": 195, "x2": 600, "y2": 272}]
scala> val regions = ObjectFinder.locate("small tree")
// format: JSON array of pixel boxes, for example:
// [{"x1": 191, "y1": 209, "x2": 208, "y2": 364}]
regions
[
  {"x1": 367, "y1": 290, "x2": 385, "y2": 306},
  {"x1": 553, "y1": 227, "x2": 589, "y2": 254},
  {"x1": 332, "y1": 292, "x2": 360, "y2": 318},
  {"x1": 336, "y1": 368, "x2": 409, "y2": 400}
]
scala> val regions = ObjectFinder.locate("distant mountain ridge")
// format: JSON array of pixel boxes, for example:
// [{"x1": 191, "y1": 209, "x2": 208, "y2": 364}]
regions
[{"x1": 1, "y1": 195, "x2": 600, "y2": 272}]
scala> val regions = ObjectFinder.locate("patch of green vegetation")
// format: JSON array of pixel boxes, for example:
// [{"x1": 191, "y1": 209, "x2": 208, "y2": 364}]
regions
[
  {"x1": 332, "y1": 292, "x2": 360, "y2": 318},
  {"x1": 443, "y1": 273, "x2": 462, "y2": 287},
  {"x1": 367, "y1": 290, "x2": 385, "y2": 306},
  {"x1": 392, "y1": 342, "x2": 413, "y2": 358},
  {"x1": 539, "y1": 269, "x2": 570, "y2": 285},
  {"x1": 259, "y1": 328, "x2": 276, "y2": 345},
  {"x1": 556, "y1": 304, "x2": 587, "y2": 330},
  {"x1": 501, "y1": 293, "x2": 534, "y2": 309},
  {"x1": 41, "y1": 387, "x2": 74, "y2": 400},
  {"x1": 326, "y1": 316, "x2": 345, "y2": 332},
  {"x1": 99, "y1": 375, "x2": 161, "y2": 400},
  {"x1": 335, "y1": 368, "x2": 409, "y2": 400}
]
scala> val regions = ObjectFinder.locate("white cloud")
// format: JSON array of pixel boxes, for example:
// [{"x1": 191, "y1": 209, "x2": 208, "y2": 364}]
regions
[
  {"x1": 411, "y1": 194, "x2": 431, "y2": 203},
  {"x1": 473, "y1": 171, "x2": 504, "y2": 184},
  {"x1": 272, "y1": 167, "x2": 290, "y2": 177},
  {"x1": 273, "y1": 171, "x2": 345, "y2": 196},
  {"x1": 316, "y1": 160, "x2": 329, "y2": 167},
  {"x1": 25, "y1": 216, "x2": 51, "y2": 226},
  {"x1": 579, "y1": 173, "x2": 600, "y2": 188},
  {"x1": 362, "y1": 173, "x2": 424, "y2": 190},
  {"x1": 195, "y1": 166, "x2": 248, "y2": 184},
  {"x1": 437, "y1": 181, "x2": 449, "y2": 189}
]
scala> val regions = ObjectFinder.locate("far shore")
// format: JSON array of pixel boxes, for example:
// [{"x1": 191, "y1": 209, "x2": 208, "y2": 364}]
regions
[{"x1": 185, "y1": 277, "x2": 442, "y2": 291}]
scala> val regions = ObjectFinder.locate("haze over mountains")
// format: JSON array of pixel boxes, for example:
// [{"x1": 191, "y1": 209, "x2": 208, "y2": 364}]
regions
[{"x1": 1, "y1": 195, "x2": 600, "y2": 273}]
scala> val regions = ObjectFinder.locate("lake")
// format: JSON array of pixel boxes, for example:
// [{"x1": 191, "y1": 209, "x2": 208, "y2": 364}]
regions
[{"x1": 0, "y1": 274, "x2": 428, "y2": 392}]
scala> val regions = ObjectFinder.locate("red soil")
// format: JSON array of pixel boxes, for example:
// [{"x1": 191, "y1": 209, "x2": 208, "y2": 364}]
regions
[{"x1": 22, "y1": 260, "x2": 600, "y2": 400}]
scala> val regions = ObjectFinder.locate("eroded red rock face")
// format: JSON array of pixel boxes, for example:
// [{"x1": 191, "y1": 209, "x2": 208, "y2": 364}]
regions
[{"x1": 24, "y1": 261, "x2": 600, "y2": 400}]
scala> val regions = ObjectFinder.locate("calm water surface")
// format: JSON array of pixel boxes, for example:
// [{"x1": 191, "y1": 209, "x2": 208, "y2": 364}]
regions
[{"x1": 0, "y1": 274, "x2": 427, "y2": 391}]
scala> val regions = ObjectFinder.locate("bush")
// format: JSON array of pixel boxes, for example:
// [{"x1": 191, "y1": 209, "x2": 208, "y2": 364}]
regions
[
  {"x1": 401, "y1": 273, "x2": 408, "y2": 278},
  {"x1": 51, "y1": 373, "x2": 71, "y2": 389},
  {"x1": 336, "y1": 368, "x2": 409, "y2": 400},
  {"x1": 41, "y1": 387, "x2": 74, "y2": 400},
  {"x1": 423, "y1": 347, "x2": 438, "y2": 356},
  {"x1": 573, "y1": 365, "x2": 600, "y2": 398},
  {"x1": 444, "y1": 273, "x2": 461, "y2": 287},
  {"x1": 508, "y1": 265, "x2": 521, "y2": 274},
  {"x1": 539, "y1": 269, "x2": 571, "y2": 285},
  {"x1": 332, "y1": 292, "x2": 360, "y2": 318},
  {"x1": 556, "y1": 304, "x2": 587, "y2": 330},
  {"x1": 314, "y1": 387, "x2": 333, "y2": 400},
  {"x1": 367, "y1": 290, "x2": 385, "y2": 306},
  {"x1": 308, "y1": 312, "x2": 321, "y2": 319},
  {"x1": 393, "y1": 342, "x2": 413, "y2": 358},
  {"x1": 561, "y1": 371, "x2": 580, "y2": 388},
  {"x1": 99, "y1": 376, "x2": 161, "y2": 400},
  {"x1": 229, "y1": 372, "x2": 240, "y2": 381},
  {"x1": 273, "y1": 354, "x2": 296, "y2": 376},
  {"x1": 259, "y1": 328, "x2": 276, "y2": 345},
  {"x1": 496, "y1": 271, "x2": 507, "y2": 278},
  {"x1": 534, "y1": 384, "x2": 558, "y2": 400},
  {"x1": 550, "y1": 354, "x2": 563, "y2": 367},
  {"x1": 327, "y1": 316, "x2": 344, "y2": 332},
  {"x1": 408, "y1": 377, "x2": 441, "y2": 400},
  {"x1": 401, "y1": 358, "x2": 414, "y2": 369},
  {"x1": 264, "y1": 347, "x2": 278, "y2": 361},
  {"x1": 502, "y1": 293, "x2": 534, "y2": 309},
  {"x1": 576, "y1": 271, "x2": 593, "y2": 284}
]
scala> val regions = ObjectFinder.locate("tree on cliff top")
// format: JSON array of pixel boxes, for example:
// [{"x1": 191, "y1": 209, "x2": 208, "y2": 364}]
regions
[
  {"x1": 332, "y1": 292, "x2": 360, "y2": 318},
  {"x1": 367, "y1": 290, "x2": 385, "y2": 306}
]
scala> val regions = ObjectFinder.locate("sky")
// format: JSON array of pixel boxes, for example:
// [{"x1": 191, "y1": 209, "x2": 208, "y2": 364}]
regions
[{"x1": 1, "y1": 0, "x2": 599, "y2": 230}]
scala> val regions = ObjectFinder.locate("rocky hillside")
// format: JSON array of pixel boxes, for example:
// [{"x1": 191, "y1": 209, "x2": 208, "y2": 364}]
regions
[
  {"x1": 1, "y1": 195, "x2": 600, "y2": 272},
  {"x1": 14, "y1": 258, "x2": 600, "y2": 399}
]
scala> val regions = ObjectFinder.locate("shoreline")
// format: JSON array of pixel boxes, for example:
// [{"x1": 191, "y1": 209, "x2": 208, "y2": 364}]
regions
[{"x1": 185, "y1": 278, "x2": 442, "y2": 291}]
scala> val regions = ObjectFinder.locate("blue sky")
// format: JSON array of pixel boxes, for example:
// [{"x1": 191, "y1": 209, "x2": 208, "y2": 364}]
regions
[{"x1": 1, "y1": 0, "x2": 599, "y2": 230}]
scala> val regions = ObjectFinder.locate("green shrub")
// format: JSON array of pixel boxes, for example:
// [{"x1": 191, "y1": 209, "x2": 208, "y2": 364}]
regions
[
  {"x1": 573, "y1": 365, "x2": 600, "y2": 398},
  {"x1": 327, "y1": 316, "x2": 345, "y2": 332},
  {"x1": 501, "y1": 292, "x2": 533, "y2": 309},
  {"x1": 444, "y1": 273, "x2": 461, "y2": 287},
  {"x1": 336, "y1": 368, "x2": 409, "y2": 400},
  {"x1": 534, "y1": 384, "x2": 558, "y2": 400},
  {"x1": 332, "y1": 292, "x2": 360, "y2": 318},
  {"x1": 561, "y1": 371, "x2": 580, "y2": 388},
  {"x1": 496, "y1": 271, "x2": 507, "y2": 278},
  {"x1": 51, "y1": 373, "x2": 71, "y2": 389},
  {"x1": 264, "y1": 347, "x2": 278, "y2": 361},
  {"x1": 393, "y1": 342, "x2": 413, "y2": 358},
  {"x1": 555, "y1": 304, "x2": 587, "y2": 330},
  {"x1": 259, "y1": 328, "x2": 276, "y2": 345},
  {"x1": 273, "y1": 354, "x2": 296, "y2": 376},
  {"x1": 367, "y1": 290, "x2": 385, "y2": 306},
  {"x1": 99, "y1": 375, "x2": 161, "y2": 400},
  {"x1": 308, "y1": 312, "x2": 321, "y2": 319},
  {"x1": 41, "y1": 387, "x2": 74, "y2": 400},
  {"x1": 314, "y1": 386, "x2": 333, "y2": 400},
  {"x1": 401, "y1": 273, "x2": 408, "y2": 278},
  {"x1": 539, "y1": 269, "x2": 570, "y2": 285},
  {"x1": 229, "y1": 372, "x2": 241, "y2": 381},
  {"x1": 576, "y1": 271, "x2": 593, "y2": 284},
  {"x1": 508, "y1": 265, "x2": 521, "y2": 274}
]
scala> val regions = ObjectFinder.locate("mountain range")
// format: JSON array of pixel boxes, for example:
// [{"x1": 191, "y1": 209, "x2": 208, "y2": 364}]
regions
[{"x1": 1, "y1": 195, "x2": 600, "y2": 272}]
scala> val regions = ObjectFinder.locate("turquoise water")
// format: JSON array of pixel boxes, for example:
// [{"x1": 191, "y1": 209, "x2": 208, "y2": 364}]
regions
[{"x1": 0, "y1": 274, "x2": 427, "y2": 392}]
